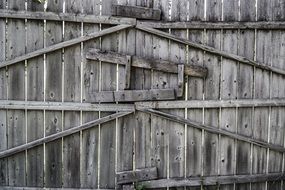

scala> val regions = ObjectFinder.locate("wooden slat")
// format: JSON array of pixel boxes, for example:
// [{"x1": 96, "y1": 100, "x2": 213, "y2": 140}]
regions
[
  {"x1": 138, "y1": 173, "x2": 285, "y2": 188},
  {"x1": 137, "y1": 21, "x2": 285, "y2": 29},
  {"x1": 111, "y1": 5, "x2": 161, "y2": 20},
  {"x1": 0, "y1": 24, "x2": 132, "y2": 69},
  {"x1": 0, "y1": 9, "x2": 136, "y2": 25},
  {"x1": 86, "y1": 49, "x2": 207, "y2": 77},
  {"x1": 0, "y1": 111, "x2": 133, "y2": 159},
  {"x1": 136, "y1": 26, "x2": 285, "y2": 77},
  {"x1": 1, "y1": 187, "x2": 113, "y2": 190},
  {"x1": 177, "y1": 64, "x2": 184, "y2": 97},
  {"x1": 124, "y1": 55, "x2": 132, "y2": 89},
  {"x1": 91, "y1": 89, "x2": 176, "y2": 102},
  {"x1": 116, "y1": 167, "x2": 158, "y2": 184},
  {"x1": 139, "y1": 109, "x2": 285, "y2": 153}
]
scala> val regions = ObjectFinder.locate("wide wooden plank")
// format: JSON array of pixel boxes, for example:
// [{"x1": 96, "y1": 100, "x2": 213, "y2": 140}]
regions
[
  {"x1": 0, "y1": 9, "x2": 136, "y2": 25},
  {"x1": 0, "y1": 112, "x2": 133, "y2": 159},
  {"x1": 112, "y1": 5, "x2": 161, "y2": 20},
  {"x1": 91, "y1": 89, "x2": 176, "y2": 102},
  {"x1": 86, "y1": 49, "x2": 207, "y2": 77},
  {"x1": 116, "y1": 167, "x2": 158, "y2": 184}
]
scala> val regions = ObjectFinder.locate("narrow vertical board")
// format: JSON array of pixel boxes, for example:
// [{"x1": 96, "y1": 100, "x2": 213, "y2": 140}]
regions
[
  {"x1": 100, "y1": 1, "x2": 117, "y2": 188},
  {"x1": 45, "y1": 111, "x2": 62, "y2": 188},
  {"x1": 63, "y1": 111, "x2": 81, "y2": 187},
  {"x1": 189, "y1": 0, "x2": 204, "y2": 21},
  {"x1": 6, "y1": 0, "x2": 26, "y2": 187},
  {"x1": 45, "y1": 0, "x2": 63, "y2": 188},
  {"x1": 26, "y1": 1, "x2": 45, "y2": 187},
  {"x1": 0, "y1": 0, "x2": 7, "y2": 186},
  {"x1": 81, "y1": 0, "x2": 100, "y2": 188},
  {"x1": 81, "y1": 111, "x2": 99, "y2": 188}
]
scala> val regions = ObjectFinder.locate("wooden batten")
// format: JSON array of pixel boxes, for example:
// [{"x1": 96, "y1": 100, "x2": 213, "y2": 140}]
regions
[
  {"x1": 111, "y1": 5, "x2": 161, "y2": 20},
  {"x1": 117, "y1": 167, "x2": 158, "y2": 184},
  {"x1": 86, "y1": 49, "x2": 208, "y2": 78},
  {"x1": 91, "y1": 89, "x2": 176, "y2": 103}
]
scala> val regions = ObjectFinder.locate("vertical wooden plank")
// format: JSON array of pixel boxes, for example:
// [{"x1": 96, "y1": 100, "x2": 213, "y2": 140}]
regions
[
  {"x1": 26, "y1": 1, "x2": 45, "y2": 187},
  {"x1": 0, "y1": 0, "x2": 7, "y2": 186},
  {"x1": 63, "y1": 111, "x2": 81, "y2": 188},
  {"x1": 45, "y1": 111, "x2": 62, "y2": 188},
  {"x1": 81, "y1": 111, "x2": 99, "y2": 188},
  {"x1": 81, "y1": 1, "x2": 100, "y2": 188},
  {"x1": 6, "y1": 0, "x2": 26, "y2": 187},
  {"x1": 45, "y1": 0, "x2": 63, "y2": 188},
  {"x1": 189, "y1": 0, "x2": 204, "y2": 21},
  {"x1": 100, "y1": 0, "x2": 117, "y2": 188},
  {"x1": 252, "y1": 1, "x2": 272, "y2": 189}
]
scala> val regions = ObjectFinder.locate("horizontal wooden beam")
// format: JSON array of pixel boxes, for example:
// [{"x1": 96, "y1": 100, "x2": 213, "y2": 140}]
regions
[
  {"x1": 87, "y1": 49, "x2": 208, "y2": 78},
  {"x1": 112, "y1": 5, "x2": 161, "y2": 20},
  {"x1": 0, "y1": 111, "x2": 133, "y2": 159},
  {"x1": 139, "y1": 109, "x2": 285, "y2": 153},
  {"x1": 138, "y1": 173, "x2": 285, "y2": 188},
  {"x1": 91, "y1": 89, "x2": 176, "y2": 103},
  {"x1": 117, "y1": 167, "x2": 158, "y2": 184},
  {"x1": 136, "y1": 26, "x2": 285, "y2": 77},
  {"x1": 0, "y1": 9, "x2": 136, "y2": 25},
  {"x1": 0, "y1": 100, "x2": 134, "y2": 111},
  {"x1": 137, "y1": 21, "x2": 285, "y2": 29},
  {"x1": 135, "y1": 98, "x2": 285, "y2": 109},
  {"x1": 0, "y1": 24, "x2": 132, "y2": 69}
]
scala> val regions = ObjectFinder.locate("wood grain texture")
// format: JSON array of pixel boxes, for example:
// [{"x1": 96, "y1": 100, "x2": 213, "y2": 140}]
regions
[{"x1": 112, "y1": 5, "x2": 161, "y2": 20}]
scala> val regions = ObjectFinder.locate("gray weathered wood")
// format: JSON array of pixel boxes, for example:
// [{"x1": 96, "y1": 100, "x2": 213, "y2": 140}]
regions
[
  {"x1": 124, "y1": 55, "x2": 132, "y2": 89},
  {"x1": 86, "y1": 49, "x2": 207, "y2": 77},
  {"x1": 136, "y1": 26, "x2": 285, "y2": 76},
  {"x1": 112, "y1": 5, "x2": 161, "y2": 20},
  {"x1": 0, "y1": 9, "x2": 136, "y2": 25},
  {"x1": 0, "y1": 25, "x2": 132, "y2": 69},
  {"x1": 177, "y1": 64, "x2": 184, "y2": 97},
  {"x1": 139, "y1": 109, "x2": 285, "y2": 153},
  {"x1": 0, "y1": 111, "x2": 132, "y2": 159},
  {"x1": 138, "y1": 173, "x2": 285, "y2": 188},
  {"x1": 0, "y1": 100, "x2": 134, "y2": 111},
  {"x1": 137, "y1": 21, "x2": 285, "y2": 29},
  {"x1": 1, "y1": 187, "x2": 114, "y2": 190},
  {"x1": 91, "y1": 89, "x2": 176, "y2": 102},
  {"x1": 116, "y1": 167, "x2": 158, "y2": 184}
]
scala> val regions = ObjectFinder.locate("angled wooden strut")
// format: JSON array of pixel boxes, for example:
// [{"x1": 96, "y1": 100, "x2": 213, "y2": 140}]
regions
[
  {"x1": 138, "y1": 173, "x2": 285, "y2": 188},
  {"x1": 139, "y1": 109, "x2": 285, "y2": 153},
  {"x1": 0, "y1": 24, "x2": 132, "y2": 69},
  {"x1": 86, "y1": 49, "x2": 208, "y2": 78},
  {"x1": 136, "y1": 26, "x2": 285, "y2": 76},
  {"x1": 117, "y1": 167, "x2": 158, "y2": 184},
  {"x1": 111, "y1": 5, "x2": 161, "y2": 20},
  {"x1": 0, "y1": 111, "x2": 133, "y2": 159}
]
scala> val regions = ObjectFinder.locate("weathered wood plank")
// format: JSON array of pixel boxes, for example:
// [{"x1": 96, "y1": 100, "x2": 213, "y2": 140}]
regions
[
  {"x1": 90, "y1": 89, "x2": 176, "y2": 102},
  {"x1": 112, "y1": 5, "x2": 161, "y2": 20},
  {"x1": 0, "y1": 25, "x2": 132, "y2": 69},
  {"x1": 124, "y1": 55, "x2": 132, "y2": 89},
  {"x1": 116, "y1": 167, "x2": 158, "y2": 184},
  {"x1": 1, "y1": 187, "x2": 114, "y2": 190},
  {"x1": 137, "y1": 21, "x2": 285, "y2": 29},
  {"x1": 136, "y1": 26, "x2": 285, "y2": 76},
  {"x1": 45, "y1": 1, "x2": 63, "y2": 187},
  {"x1": 86, "y1": 49, "x2": 207, "y2": 78},
  {"x1": 138, "y1": 109, "x2": 285, "y2": 153},
  {"x1": 138, "y1": 173, "x2": 285, "y2": 188},
  {"x1": 177, "y1": 64, "x2": 184, "y2": 97},
  {"x1": 0, "y1": 111, "x2": 133, "y2": 159},
  {"x1": 0, "y1": 9, "x2": 136, "y2": 25}
]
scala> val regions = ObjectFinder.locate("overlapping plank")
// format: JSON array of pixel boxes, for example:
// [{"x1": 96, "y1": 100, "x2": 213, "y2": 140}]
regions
[{"x1": 112, "y1": 5, "x2": 161, "y2": 20}]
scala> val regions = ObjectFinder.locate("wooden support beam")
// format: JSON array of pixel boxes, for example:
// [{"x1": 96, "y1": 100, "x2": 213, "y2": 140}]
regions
[
  {"x1": 136, "y1": 26, "x2": 285, "y2": 77},
  {"x1": 86, "y1": 49, "x2": 207, "y2": 78},
  {"x1": 91, "y1": 89, "x2": 176, "y2": 103},
  {"x1": 0, "y1": 111, "x2": 133, "y2": 159},
  {"x1": 0, "y1": 9, "x2": 136, "y2": 25},
  {"x1": 122, "y1": 185, "x2": 135, "y2": 190},
  {"x1": 139, "y1": 109, "x2": 285, "y2": 153},
  {"x1": 117, "y1": 167, "x2": 158, "y2": 184},
  {"x1": 177, "y1": 64, "x2": 184, "y2": 97},
  {"x1": 138, "y1": 173, "x2": 285, "y2": 188},
  {"x1": 124, "y1": 55, "x2": 132, "y2": 89},
  {"x1": 111, "y1": 5, "x2": 161, "y2": 20},
  {"x1": 137, "y1": 21, "x2": 285, "y2": 29},
  {"x1": 0, "y1": 24, "x2": 132, "y2": 69},
  {"x1": 0, "y1": 100, "x2": 134, "y2": 111},
  {"x1": 135, "y1": 98, "x2": 285, "y2": 109}
]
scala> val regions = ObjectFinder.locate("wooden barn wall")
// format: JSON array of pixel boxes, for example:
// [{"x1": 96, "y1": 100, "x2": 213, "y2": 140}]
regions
[{"x1": 0, "y1": 0, "x2": 284, "y2": 189}]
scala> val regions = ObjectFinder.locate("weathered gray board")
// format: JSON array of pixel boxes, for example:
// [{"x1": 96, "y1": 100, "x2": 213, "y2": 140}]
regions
[{"x1": 112, "y1": 5, "x2": 161, "y2": 20}]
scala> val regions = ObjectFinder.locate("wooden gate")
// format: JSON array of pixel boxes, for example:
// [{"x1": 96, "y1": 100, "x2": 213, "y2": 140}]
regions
[{"x1": 0, "y1": 0, "x2": 285, "y2": 189}]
